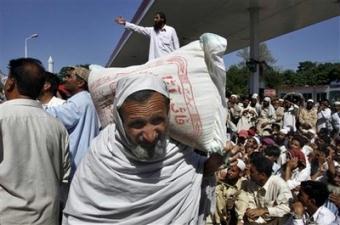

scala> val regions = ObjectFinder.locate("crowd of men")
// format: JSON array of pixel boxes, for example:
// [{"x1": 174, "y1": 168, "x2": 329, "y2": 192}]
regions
[
  {"x1": 3, "y1": 57, "x2": 340, "y2": 225},
  {"x1": 211, "y1": 93, "x2": 340, "y2": 225},
  {"x1": 0, "y1": 58, "x2": 100, "y2": 224}
]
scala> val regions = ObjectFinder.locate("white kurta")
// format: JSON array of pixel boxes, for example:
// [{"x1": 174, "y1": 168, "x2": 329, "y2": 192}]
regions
[
  {"x1": 0, "y1": 99, "x2": 70, "y2": 225},
  {"x1": 125, "y1": 22, "x2": 180, "y2": 60},
  {"x1": 42, "y1": 96, "x2": 65, "y2": 109}
]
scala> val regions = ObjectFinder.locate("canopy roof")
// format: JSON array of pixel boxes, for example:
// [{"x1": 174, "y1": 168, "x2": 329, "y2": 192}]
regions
[{"x1": 107, "y1": 0, "x2": 340, "y2": 67}]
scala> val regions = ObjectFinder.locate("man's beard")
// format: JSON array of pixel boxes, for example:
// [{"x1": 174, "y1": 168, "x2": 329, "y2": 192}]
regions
[
  {"x1": 131, "y1": 136, "x2": 167, "y2": 161},
  {"x1": 153, "y1": 22, "x2": 163, "y2": 31}
]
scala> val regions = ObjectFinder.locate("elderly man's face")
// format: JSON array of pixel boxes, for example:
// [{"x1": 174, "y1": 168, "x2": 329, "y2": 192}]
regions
[{"x1": 120, "y1": 92, "x2": 169, "y2": 160}]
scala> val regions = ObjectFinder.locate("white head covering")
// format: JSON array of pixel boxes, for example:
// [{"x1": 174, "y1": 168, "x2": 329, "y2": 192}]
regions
[
  {"x1": 236, "y1": 159, "x2": 246, "y2": 171},
  {"x1": 280, "y1": 128, "x2": 289, "y2": 135},
  {"x1": 114, "y1": 75, "x2": 169, "y2": 110},
  {"x1": 307, "y1": 129, "x2": 316, "y2": 135},
  {"x1": 252, "y1": 93, "x2": 258, "y2": 99},
  {"x1": 335, "y1": 101, "x2": 340, "y2": 106},
  {"x1": 302, "y1": 145, "x2": 313, "y2": 157},
  {"x1": 253, "y1": 136, "x2": 260, "y2": 145},
  {"x1": 263, "y1": 97, "x2": 271, "y2": 103},
  {"x1": 307, "y1": 99, "x2": 314, "y2": 103},
  {"x1": 112, "y1": 75, "x2": 170, "y2": 161}
]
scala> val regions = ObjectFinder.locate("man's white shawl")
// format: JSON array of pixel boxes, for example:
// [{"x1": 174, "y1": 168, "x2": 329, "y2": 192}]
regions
[{"x1": 62, "y1": 75, "x2": 207, "y2": 225}]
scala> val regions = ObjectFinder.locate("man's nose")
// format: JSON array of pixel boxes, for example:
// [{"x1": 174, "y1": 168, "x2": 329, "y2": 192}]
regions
[{"x1": 142, "y1": 125, "x2": 158, "y2": 143}]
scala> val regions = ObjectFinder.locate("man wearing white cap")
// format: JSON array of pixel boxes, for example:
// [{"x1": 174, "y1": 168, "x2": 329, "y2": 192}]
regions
[
  {"x1": 46, "y1": 67, "x2": 99, "y2": 177},
  {"x1": 213, "y1": 159, "x2": 248, "y2": 225},
  {"x1": 257, "y1": 97, "x2": 276, "y2": 135},
  {"x1": 331, "y1": 101, "x2": 340, "y2": 135},
  {"x1": 316, "y1": 99, "x2": 332, "y2": 133},
  {"x1": 271, "y1": 98, "x2": 284, "y2": 127},
  {"x1": 250, "y1": 93, "x2": 261, "y2": 115},
  {"x1": 282, "y1": 99, "x2": 299, "y2": 132},
  {"x1": 298, "y1": 99, "x2": 317, "y2": 132},
  {"x1": 274, "y1": 128, "x2": 290, "y2": 169},
  {"x1": 229, "y1": 94, "x2": 242, "y2": 124}
]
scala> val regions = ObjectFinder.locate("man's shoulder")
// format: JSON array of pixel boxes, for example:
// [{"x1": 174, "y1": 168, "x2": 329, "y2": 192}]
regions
[
  {"x1": 62, "y1": 91, "x2": 94, "y2": 109},
  {"x1": 0, "y1": 99, "x2": 42, "y2": 116},
  {"x1": 48, "y1": 96, "x2": 66, "y2": 107},
  {"x1": 164, "y1": 24, "x2": 176, "y2": 31},
  {"x1": 0, "y1": 99, "x2": 68, "y2": 133},
  {"x1": 268, "y1": 175, "x2": 290, "y2": 187},
  {"x1": 69, "y1": 91, "x2": 91, "y2": 101}
]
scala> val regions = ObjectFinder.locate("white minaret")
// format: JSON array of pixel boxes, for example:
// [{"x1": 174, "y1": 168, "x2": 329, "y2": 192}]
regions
[{"x1": 48, "y1": 56, "x2": 54, "y2": 73}]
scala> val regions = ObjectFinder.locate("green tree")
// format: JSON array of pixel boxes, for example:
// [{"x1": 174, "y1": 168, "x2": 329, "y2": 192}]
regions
[
  {"x1": 261, "y1": 68, "x2": 284, "y2": 89},
  {"x1": 226, "y1": 65, "x2": 250, "y2": 96},
  {"x1": 328, "y1": 63, "x2": 340, "y2": 81},
  {"x1": 236, "y1": 43, "x2": 277, "y2": 66},
  {"x1": 294, "y1": 61, "x2": 340, "y2": 85},
  {"x1": 235, "y1": 43, "x2": 283, "y2": 89}
]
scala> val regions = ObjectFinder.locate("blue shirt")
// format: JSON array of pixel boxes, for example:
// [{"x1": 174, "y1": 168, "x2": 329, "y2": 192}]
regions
[{"x1": 46, "y1": 91, "x2": 99, "y2": 174}]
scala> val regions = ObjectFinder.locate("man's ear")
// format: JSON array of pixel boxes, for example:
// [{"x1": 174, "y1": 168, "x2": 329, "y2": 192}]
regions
[
  {"x1": 76, "y1": 79, "x2": 86, "y2": 89},
  {"x1": 43, "y1": 82, "x2": 51, "y2": 91},
  {"x1": 310, "y1": 198, "x2": 316, "y2": 206},
  {"x1": 5, "y1": 77, "x2": 15, "y2": 93},
  {"x1": 259, "y1": 172, "x2": 267, "y2": 180}
]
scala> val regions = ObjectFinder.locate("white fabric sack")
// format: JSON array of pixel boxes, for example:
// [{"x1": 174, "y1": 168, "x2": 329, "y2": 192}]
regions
[{"x1": 88, "y1": 33, "x2": 227, "y2": 153}]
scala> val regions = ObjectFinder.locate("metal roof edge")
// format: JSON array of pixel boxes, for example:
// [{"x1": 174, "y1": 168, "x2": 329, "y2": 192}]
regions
[{"x1": 105, "y1": 0, "x2": 155, "y2": 67}]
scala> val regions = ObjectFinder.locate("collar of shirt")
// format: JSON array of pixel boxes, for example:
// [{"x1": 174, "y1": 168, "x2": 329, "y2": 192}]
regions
[
  {"x1": 312, "y1": 205, "x2": 336, "y2": 224},
  {"x1": 262, "y1": 175, "x2": 275, "y2": 193},
  {"x1": 160, "y1": 25, "x2": 167, "y2": 32}
]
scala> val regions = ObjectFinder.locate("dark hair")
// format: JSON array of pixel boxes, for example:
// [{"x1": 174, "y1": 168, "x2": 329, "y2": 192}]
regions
[
  {"x1": 156, "y1": 11, "x2": 166, "y2": 24},
  {"x1": 318, "y1": 133, "x2": 331, "y2": 145},
  {"x1": 318, "y1": 143, "x2": 330, "y2": 156},
  {"x1": 8, "y1": 58, "x2": 46, "y2": 99},
  {"x1": 250, "y1": 153, "x2": 273, "y2": 177},
  {"x1": 45, "y1": 72, "x2": 61, "y2": 96},
  {"x1": 300, "y1": 181, "x2": 329, "y2": 207},
  {"x1": 264, "y1": 145, "x2": 281, "y2": 158},
  {"x1": 291, "y1": 135, "x2": 307, "y2": 147}
]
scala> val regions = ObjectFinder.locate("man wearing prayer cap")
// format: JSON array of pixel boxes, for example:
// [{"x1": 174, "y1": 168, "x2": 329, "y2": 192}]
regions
[
  {"x1": 252, "y1": 93, "x2": 258, "y2": 99},
  {"x1": 271, "y1": 98, "x2": 284, "y2": 127},
  {"x1": 250, "y1": 93, "x2": 261, "y2": 115},
  {"x1": 257, "y1": 96, "x2": 276, "y2": 135},
  {"x1": 274, "y1": 128, "x2": 289, "y2": 167},
  {"x1": 62, "y1": 75, "x2": 223, "y2": 225},
  {"x1": 212, "y1": 159, "x2": 248, "y2": 225},
  {"x1": 298, "y1": 98, "x2": 317, "y2": 132},
  {"x1": 46, "y1": 66, "x2": 100, "y2": 176},
  {"x1": 229, "y1": 94, "x2": 242, "y2": 125}
]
